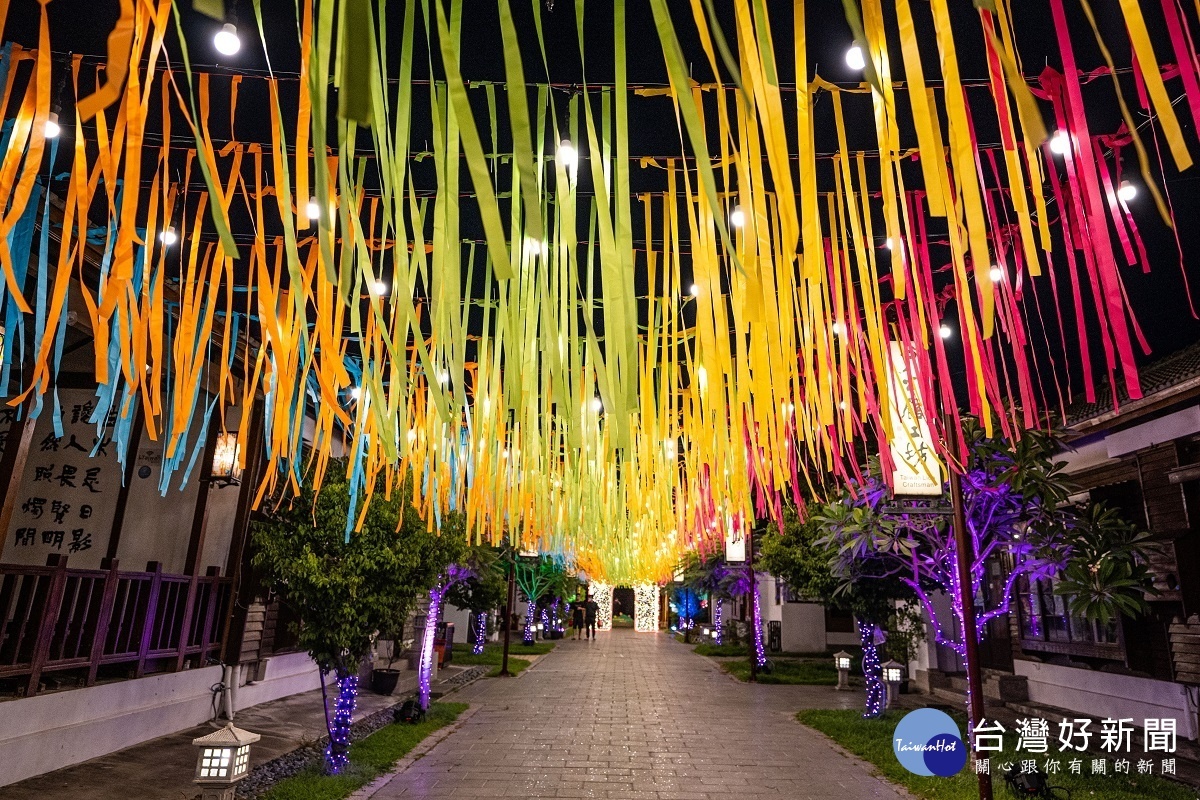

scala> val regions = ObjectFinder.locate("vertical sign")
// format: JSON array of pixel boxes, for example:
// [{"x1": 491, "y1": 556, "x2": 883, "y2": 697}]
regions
[
  {"x1": 885, "y1": 342, "x2": 944, "y2": 497},
  {"x1": 724, "y1": 515, "x2": 746, "y2": 563},
  {"x1": 5, "y1": 388, "x2": 121, "y2": 567}
]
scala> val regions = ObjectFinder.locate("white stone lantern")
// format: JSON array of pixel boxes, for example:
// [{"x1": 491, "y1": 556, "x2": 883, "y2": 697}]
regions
[
  {"x1": 881, "y1": 659, "x2": 905, "y2": 709},
  {"x1": 833, "y1": 650, "x2": 852, "y2": 691},
  {"x1": 192, "y1": 723, "x2": 260, "y2": 800}
]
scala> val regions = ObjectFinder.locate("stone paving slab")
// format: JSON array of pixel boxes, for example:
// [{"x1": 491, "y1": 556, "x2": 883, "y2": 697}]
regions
[{"x1": 361, "y1": 630, "x2": 908, "y2": 800}]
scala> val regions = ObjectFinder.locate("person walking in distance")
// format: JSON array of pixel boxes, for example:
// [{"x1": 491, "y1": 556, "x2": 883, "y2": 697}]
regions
[
  {"x1": 585, "y1": 593, "x2": 600, "y2": 640},
  {"x1": 571, "y1": 598, "x2": 585, "y2": 640}
]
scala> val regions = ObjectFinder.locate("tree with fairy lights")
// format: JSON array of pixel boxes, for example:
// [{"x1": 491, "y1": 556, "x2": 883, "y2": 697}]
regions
[
  {"x1": 813, "y1": 418, "x2": 1154, "y2": 717},
  {"x1": 251, "y1": 467, "x2": 464, "y2": 774},
  {"x1": 445, "y1": 546, "x2": 508, "y2": 655},
  {"x1": 760, "y1": 506, "x2": 918, "y2": 718},
  {"x1": 513, "y1": 555, "x2": 568, "y2": 645}
]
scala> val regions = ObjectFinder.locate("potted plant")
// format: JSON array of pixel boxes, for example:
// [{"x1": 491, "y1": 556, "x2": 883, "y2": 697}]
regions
[{"x1": 370, "y1": 601, "x2": 411, "y2": 695}]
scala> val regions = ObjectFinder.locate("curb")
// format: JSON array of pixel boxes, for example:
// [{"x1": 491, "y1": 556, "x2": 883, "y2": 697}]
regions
[{"x1": 349, "y1": 705, "x2": 482, "y2": 800}]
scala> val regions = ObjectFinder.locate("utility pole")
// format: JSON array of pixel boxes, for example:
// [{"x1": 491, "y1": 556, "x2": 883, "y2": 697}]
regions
[
  {"x1": 949, "y1": 451, "x2": 993, "y2": 800},
  {"x1": 499, "y1": 554, "x2": 515, "y2": 677}
]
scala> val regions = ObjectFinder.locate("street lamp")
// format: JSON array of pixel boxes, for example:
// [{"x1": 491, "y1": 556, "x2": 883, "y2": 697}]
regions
[
  {"x1": 882, "y1": 659, "x2": 905, "y2": 709},
  {"x1": 192, "y1": 723, "x2": 260, "y2": 800},
  {"x1": 834, "y1": 650, "x2": 852, "y2": 691}
]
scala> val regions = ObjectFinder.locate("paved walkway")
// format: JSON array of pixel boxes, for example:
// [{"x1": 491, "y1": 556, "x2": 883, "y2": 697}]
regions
[{"x1": 362, "y1": 630, "x2": 907, "y2": 800}]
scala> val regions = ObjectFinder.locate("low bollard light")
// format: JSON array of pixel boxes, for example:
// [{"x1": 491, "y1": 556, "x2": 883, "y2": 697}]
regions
[
  {"x1": 834, "y1": 650, "x2": 852, "y2": 691},
  {"x1": 192, "y1": 723, "x2": 260, "y2": 800}
]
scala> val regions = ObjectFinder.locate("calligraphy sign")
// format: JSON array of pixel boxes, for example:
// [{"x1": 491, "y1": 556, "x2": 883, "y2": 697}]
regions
[{"x1": 885, "y1": 342, "x2": 944, "y2": 497}]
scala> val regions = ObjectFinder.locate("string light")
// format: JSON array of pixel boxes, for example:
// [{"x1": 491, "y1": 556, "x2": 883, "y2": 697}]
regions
[
  {"x1": 750, "y1": 580, "x2": 767, "y2": 668},
  {"x1": 473, "y1": 612, "x2": 487, "y2": 655},
  {"x1": 633, "y1": 583, "x2": 660, "y2": 632},
  {"x1": 1049, "y1": 130, "x2": 1071, "y2": 155},
  {"x1": 713, "y1": 599, "x2": 723, "y2": 645},
  {"x1": 417, "y1": 582, "x2": 444, "y2": 709},
  {"x1": 845, "y1": 44, "x2": 866, "y2": 71},
  {"x1": 325, "y1": 673, "x2": 358, "y2": 773},
  {"x1": 213, "y1": 23, "x2": 241, "y2": 56},
  {"x1": 592, "y1": 583, "x2": 613, "y2": 630},
  {"x1": 556, "y1": 139, "x2": 578, "y2": 170},
  {"x1": 860, "y1": 622, "x2": 886, "y2": 718}
]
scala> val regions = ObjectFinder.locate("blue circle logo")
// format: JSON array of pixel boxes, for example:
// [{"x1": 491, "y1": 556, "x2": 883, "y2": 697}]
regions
[{"x1": 892, "y1": 709, "x2": 967, "y2": 777}]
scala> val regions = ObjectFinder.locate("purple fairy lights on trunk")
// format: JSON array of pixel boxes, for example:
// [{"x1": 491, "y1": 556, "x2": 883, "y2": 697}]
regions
[
  {"x1": 713, "y1": 600, "x2": 723, "y2": 644},
  {"x1": 324, "y1": 671, "x2": 357, "y2": 773},
  {"x1": 859, "y1": 622, "x2": 886, "y2": 719},
  {"x1": 473, "y1": 612, "x2": 487, "y2": 655},
  {"x1": 418, "y1": 581, "x2": 445, "y2": 710},
  {"x1": 751, "y1": 579, "x2": 767, "y2": 668},
  {"x1": 523, "y1": 599, "x2": 536, "y2": 645}
]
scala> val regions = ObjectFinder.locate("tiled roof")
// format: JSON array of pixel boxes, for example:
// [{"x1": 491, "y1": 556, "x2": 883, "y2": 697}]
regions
[{"x1": 1066, "y1": 340, "x2": 1200, "y2": 425}]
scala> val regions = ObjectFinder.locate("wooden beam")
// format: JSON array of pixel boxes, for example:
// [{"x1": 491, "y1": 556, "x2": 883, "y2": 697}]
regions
[{"x1": 184, "y1": 421, "x2": 222, "y2": 575}]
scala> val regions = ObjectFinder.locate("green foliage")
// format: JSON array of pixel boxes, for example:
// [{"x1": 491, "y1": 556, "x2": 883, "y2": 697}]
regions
[
  {"x1": 252, "y1": 462, "x2": 467, "y2": 674},
  {"x1": 1053, "y1": 503, "x2": 1156, "y2": 624},
  {"x1": 797, "y1": 708, "x2": 1195, "y2": 800},
  {"x1": 445, "y1": 546, "x2": 508, "y2": 615},
  {"x1": 258, "y1": 703, "x2": 468, "y2": 800},
  {"x1": 513, "y1": 555, "x2": 569, "y2": 604}
]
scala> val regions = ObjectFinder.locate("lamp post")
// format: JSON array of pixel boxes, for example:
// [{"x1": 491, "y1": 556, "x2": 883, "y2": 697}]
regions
[
  {"x1": 499, "y1": 548, "x2": 516, "y2": 677},
  {"x1": 192, "y1": 723, "x2": 260, "y2": 800},
  {"x1": 881, "y1": 659, "x2": 905, "y2": 709},
  {"x1": 834, "y1": 650, "x2": 852, "y2": 691}
]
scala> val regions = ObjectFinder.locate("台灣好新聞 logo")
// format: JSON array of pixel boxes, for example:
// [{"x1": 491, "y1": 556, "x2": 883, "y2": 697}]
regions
[{"x1": 893, "y1": 708, "x2": 967, "y2": 777}]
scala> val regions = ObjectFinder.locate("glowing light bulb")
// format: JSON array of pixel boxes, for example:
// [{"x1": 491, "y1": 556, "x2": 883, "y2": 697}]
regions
[
  {"x1": 350, "y1": 386, "x2": 362, "y2": 400},
  {"x1": 591, "y1": 397, "x2": 603, "y2": 413},
  {"x1": 406, "y1": 428, "x2": 418, "y2": 443},
  {"x1": 729, "y1": 206, "x2": 746, "y2": 228},
  {"x1": 1049, "y1": 130, "x2": 1071, "y2": 155},
  {"x1": 305, "y1": 197, "x2": 321, "y2": 221},
  {"x1": 556, "y1": 139, "x2": 578, "y2": 169},
  {"x1": 437, "y1": 370, "x2": 450, "y2": 385},
  {"x1": 989, "y1": 265, "x2": 1004, "y2": 283},
  {"x1": 44, "y1": 112, "x2": 61, "y2": 139},
  {"x1": 832, "y1": 321, "x2": 845, "y2": 336},
  {"x1": 159, "y1": 227, "x2": 178, "y2": 246},
  {"x1": 846, "y1": 45, "x2": 866, "y2": 71},
  {"x1": 371, "y1": 280, "x2": 388, "y2": 296},
  {"x1": 213, "y1": 23, "x2": 241, "y2": 56},
  {"x1": 939, "y1": 324, "x2": 953, "y2": 339},
  {"x1": 689, "y1": 283, "x2": 700, "y2": 297},
  {"x1": 1118, "y1": 180, "x2": 1137, "y2": 202},
  {"x1": 523, "y1": 237, "x2": 548, "y2": 258},
  {"x1": 885, "y1": 237, "x2": 894, "y2": 250}
]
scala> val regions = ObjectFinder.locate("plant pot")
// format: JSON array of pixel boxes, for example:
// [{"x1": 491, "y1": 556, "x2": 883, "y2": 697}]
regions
[{"x1": 371, "y1": 668, "x2": 402, "y2": 695}]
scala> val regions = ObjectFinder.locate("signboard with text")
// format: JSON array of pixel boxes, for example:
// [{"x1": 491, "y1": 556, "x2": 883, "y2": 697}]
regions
[{"x1": 885, "y1": 342, "x2": 944, "y2": 497}]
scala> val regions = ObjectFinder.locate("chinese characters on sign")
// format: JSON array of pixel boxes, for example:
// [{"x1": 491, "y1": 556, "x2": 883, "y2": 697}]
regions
[
  {"x1": 970, "y1": 717, "x2": 1178, "y2": 778},
  {"x1": 4, "y1": 389, "x2": 121, "y2": 567},
  {"x1": 884, "y1": 342, "x2": 943, "y2": 496}
]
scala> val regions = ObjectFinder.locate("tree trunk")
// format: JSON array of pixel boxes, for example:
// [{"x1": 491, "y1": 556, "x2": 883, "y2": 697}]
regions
[
  {"x1": 325, "y1": 663, "x2": 358, "y2": 774},
  {"x1": 523, "y1": 599, "x2": 536, "y2": 645},
  {"x1": 859, "y1": 621, "x2": 886, "y2": 719}
]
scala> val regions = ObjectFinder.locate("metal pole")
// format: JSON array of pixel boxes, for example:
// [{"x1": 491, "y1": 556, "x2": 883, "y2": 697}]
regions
[
  {"x1": 499, "y1": 557, "x2": 515, "y2": 677},
  {"x1": 949, "y1": 461, "x2": 994, "y2": 800}
]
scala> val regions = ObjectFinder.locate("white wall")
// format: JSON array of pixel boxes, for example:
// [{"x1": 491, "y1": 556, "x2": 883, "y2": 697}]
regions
[
  {"x1": 781, "y1": 602, "x2": 827, "y2": 653},
  {"x1": 0, "y1": 651, "x2": 325, "y2": 787},
  {"x1": 1015, "y1": 660, "x2": 1200, "y2": 741}
]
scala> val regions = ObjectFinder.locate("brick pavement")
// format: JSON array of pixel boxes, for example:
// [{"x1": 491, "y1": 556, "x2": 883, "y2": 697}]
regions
[{"x1": 362, "y1": 629, "x2": 909, "y2": 800}]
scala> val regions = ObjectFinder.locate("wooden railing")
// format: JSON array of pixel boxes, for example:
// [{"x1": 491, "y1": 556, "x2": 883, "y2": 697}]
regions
[{"x1": 0, "y1": 556, "x2": 232, "y2": 696}]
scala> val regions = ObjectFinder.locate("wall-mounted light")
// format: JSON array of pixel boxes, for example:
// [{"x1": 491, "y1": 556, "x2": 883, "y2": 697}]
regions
[{"x1": 210, "y1": 433, "x2": 242, "y2": 487}]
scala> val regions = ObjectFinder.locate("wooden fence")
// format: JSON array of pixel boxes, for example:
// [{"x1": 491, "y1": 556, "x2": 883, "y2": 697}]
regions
[{"x1": 0, "y1": 555, "x2": 231, "y2": 696}]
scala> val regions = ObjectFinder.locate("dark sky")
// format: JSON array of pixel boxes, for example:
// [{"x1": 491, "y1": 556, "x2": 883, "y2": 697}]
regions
[{"x1": 5, "y1": 0, "x2": 1200, "y2": 412}]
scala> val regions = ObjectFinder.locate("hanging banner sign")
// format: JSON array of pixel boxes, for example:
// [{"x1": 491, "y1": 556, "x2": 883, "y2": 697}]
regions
[
  {"x1": 724, "y1": 517, "x2": 746, "y2": 563},
  {"x1": 886, "y1": 342, "x2": 944, "y2": 497}
]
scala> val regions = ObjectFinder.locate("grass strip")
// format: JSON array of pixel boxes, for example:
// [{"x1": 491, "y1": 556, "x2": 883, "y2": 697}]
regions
[
  {"x1": 719, "y1": 657, "x2": 839, "y2": 684},
  {"x1": 797, "y1": 708, "x2": 1195, "y2": 800},
  {"x1": 259, "y1": 702, "x2": 468, "y2": 800},
  {"x1": 449, "y1": 640, "x2": 555, "y2": 676}
]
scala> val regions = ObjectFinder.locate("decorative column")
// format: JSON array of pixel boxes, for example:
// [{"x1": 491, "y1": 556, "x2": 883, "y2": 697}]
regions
[
  {"x1": 633, "y1": 583, "x2": 660, "y2": 632},
  {"x1": 591, "y1": 582, "x2": 613, "y2": 630}
]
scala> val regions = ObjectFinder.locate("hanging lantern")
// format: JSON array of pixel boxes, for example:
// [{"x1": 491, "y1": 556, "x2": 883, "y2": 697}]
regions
[{"x1": 210, "y1": 433, "x2": 242, "y2": 487}]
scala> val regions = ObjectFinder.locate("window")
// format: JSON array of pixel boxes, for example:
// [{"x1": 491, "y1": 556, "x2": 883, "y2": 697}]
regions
[{"x1": 1018, "y1": 576, "x2": 1122, "y2": 657}]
